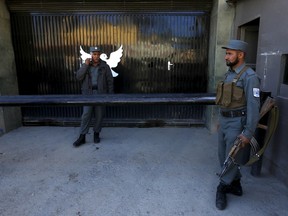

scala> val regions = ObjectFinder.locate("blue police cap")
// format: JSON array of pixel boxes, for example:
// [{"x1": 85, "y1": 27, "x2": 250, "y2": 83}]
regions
[
  {"x1": 89, "y1": 46, "x2": 101, "y2": 52},
  {"x1": 222, "y1": 40, "x2": 248, "y2": 53}
]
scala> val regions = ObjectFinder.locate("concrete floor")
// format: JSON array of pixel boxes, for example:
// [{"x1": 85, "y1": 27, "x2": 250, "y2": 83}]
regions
[{"x1": 0, "y1": 126, "x2": 287, "y2": 216}]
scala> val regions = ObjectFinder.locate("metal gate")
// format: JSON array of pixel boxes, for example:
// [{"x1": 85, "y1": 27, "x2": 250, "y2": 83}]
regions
[{"x1": 10, "y1": 12, "x2": 210, "y2": 126}]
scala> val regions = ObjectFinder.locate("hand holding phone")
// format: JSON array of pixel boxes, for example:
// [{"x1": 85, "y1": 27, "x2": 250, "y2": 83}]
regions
[{"x1": 85, "y1": 58, "x2": 91, "y2": 65}]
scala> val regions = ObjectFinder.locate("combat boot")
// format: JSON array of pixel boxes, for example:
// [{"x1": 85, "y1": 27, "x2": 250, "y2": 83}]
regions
[
  {"x1": 73, "y1": 134, "x2": 85, "y2": 147},
  {"x1": 228, "y1": 179, "x2": 243, "y2": 196},
  {"x1": 216, "y1": 182, "x2": 227, "y2": 210},
  {"x1": 94, "y1": 132, "x2": 100, "y2": 143}
]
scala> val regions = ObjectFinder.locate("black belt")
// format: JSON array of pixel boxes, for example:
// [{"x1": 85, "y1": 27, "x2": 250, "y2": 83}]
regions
[
  {"x1": 92, "y1": 85, "x2": 98, "y2": 90},
  {"x1": 221, "y1": 110, "x2": 246, "y2": 118}
]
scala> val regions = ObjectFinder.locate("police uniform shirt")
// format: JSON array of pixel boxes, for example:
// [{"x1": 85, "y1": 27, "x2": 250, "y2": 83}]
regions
[
  {"x1": 90, "y1": 66, "x2": 99, "y2": 87},
  {"x1": 223, "y1": 63, "x2": 261, "y2": 139}
]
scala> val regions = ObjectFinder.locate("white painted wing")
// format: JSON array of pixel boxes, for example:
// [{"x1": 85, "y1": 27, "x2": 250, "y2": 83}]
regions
[
  {"x1": 79, "y1": 46, "x2": 91, "y2": 63},
  {"x1": 106, "y1": 45, "x2": 123, "y2": 68},
  {"x1": 100, "y1": 45, "x2": 123, "y2": 77},
  {"x1": 110, "y1": 70, "x2": 119, "y2": 77},
  {"x1": 79, "y1": 46, "x2": 119, "y2": 77}
]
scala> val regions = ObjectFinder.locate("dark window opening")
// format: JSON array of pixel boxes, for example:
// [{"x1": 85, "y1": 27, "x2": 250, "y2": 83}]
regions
[{"x1": 283, "y1": 54, "x2": 288, "y2": 85}]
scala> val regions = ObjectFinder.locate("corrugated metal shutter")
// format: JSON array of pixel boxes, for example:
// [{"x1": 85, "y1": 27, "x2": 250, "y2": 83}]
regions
[{"x1": 7, "y1": 1, "x2": 211, "y2": 127}]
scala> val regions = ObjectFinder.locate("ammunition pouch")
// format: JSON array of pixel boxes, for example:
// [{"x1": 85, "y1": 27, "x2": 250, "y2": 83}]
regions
[
  {"x1": 216, "y1": 82, "x2": 246, "y2": 109},
  {"x1": 216, "y1": 67, "x2": 248, "y2": 109}
]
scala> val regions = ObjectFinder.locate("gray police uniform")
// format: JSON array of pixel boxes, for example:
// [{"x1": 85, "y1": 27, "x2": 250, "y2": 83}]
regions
[
  {"x1": 76, "y1": 59, "x2": 114, "y2": 136},
  {"x1": 216, "y1": 63, "x2": 260, "y2": 184},
  {"x1": 79, "y1": 65, "x2": 103, "y2": 135}
]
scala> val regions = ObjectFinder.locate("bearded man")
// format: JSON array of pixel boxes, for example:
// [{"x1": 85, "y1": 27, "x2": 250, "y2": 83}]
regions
[{"x1": 215, "y1": 40, "x2": 261, "y2": 210}]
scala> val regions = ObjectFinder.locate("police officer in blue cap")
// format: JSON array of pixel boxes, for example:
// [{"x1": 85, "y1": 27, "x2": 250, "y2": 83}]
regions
[
  {"x1": 215, "y1": 40, "x2": 261, "y2": 210},
  {"x1": 73, "y1": 46, "x2": 114, "y2": 147}
]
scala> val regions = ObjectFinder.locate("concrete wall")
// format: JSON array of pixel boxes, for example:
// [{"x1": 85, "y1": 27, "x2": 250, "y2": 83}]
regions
[
  {"x1": 206, "y1": 0, "x2": 236, "y2": 132},
  {"x1": 0, "y1": 0, "x2": 22, "y2": 135},
  {"x1": 233, "y1": 0, "x2": 288, "y2": 185}
]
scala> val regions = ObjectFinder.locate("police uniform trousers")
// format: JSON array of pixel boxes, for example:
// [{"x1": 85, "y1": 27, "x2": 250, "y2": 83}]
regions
[
  {"x1": 79, "y1": 89, "x2": 104, "y2": 135},
  {"x1": 218, "y1": 114, "x2": 246, "y2": 184}
]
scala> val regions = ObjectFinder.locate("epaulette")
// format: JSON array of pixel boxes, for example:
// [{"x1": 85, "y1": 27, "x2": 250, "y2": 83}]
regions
[{"x1": 245, "y1": 67, "x2": 256, "y2": 76}]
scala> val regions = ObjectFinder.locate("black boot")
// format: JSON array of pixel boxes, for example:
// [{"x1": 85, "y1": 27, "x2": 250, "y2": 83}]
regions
[
  {"x1": 73, "y1": 134, "x2": 85, "y2": 147},
  {"x1": 216, "y1": 183, "x2": 227, "y2": 210},
  {"x1": 94, "y1": 132, "x2": 100, "y2": 143},
  {"x1": 228, "y1": 179, "x2": 243, "y2": 196}
]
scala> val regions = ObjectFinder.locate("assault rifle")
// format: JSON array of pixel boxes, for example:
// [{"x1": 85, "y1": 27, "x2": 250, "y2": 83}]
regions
[{"x1": 217, "y1": 96, "x2": 279, "y2": 178}]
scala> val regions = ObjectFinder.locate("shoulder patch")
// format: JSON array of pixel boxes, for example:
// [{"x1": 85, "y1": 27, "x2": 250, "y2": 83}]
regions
[{"x1": 253, "y1": 88, "x2": 260, "y2": 97}]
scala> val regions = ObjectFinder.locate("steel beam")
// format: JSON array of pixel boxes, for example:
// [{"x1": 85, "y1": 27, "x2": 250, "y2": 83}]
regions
[{"x1": 0, "y1": 93, "x2": 216, "y2": 107}]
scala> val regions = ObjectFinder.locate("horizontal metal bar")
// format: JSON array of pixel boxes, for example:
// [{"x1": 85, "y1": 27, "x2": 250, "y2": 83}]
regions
[
  {"x1": 7, "y1": 0, "x2": 213, "y2": 13},
  {"x1": 0, "y1": 93, "x2": 216, "y2": 107}
]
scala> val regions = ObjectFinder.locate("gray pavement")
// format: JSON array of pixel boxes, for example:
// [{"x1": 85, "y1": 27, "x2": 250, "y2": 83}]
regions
[{"x1": 0, "y1": 126, "x2": 287, "y2": 216}]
